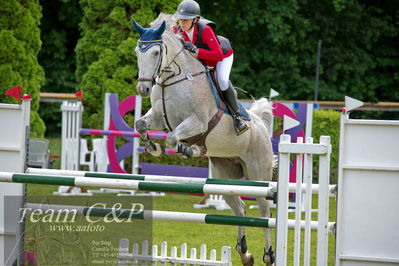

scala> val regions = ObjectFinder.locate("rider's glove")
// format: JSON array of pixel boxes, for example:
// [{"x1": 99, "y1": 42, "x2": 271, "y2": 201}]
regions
[{"x1": 183, "y1": 42, "x2": 198, "y2": 54}]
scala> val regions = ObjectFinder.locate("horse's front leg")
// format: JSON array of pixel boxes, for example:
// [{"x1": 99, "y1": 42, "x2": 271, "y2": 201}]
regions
[
  {"x1": 135, "y1": 108, "x2": 165, "y2": 157},
  {"x1": 165, "y1": 114, "x2": 207, "y2": 157}
]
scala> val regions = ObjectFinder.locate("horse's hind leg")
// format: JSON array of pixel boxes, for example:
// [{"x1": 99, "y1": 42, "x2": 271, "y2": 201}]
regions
[
  {"x1": 244, "y1": 151, "x2": 274, "y2": 265},
  {"x1": 209, "y1": 157, "x2": 254, "y2": 266},
  {"x1": 256, "y1": 197, "x2": 275, "y2": 265},
  {"x1": 223, "y1": 195, "x2": 254, "y2": 266}
]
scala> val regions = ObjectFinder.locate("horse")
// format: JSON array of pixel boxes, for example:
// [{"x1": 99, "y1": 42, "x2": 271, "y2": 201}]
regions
[{"x1": 131, "y1": 16, "x2": 275, "y2": 266}]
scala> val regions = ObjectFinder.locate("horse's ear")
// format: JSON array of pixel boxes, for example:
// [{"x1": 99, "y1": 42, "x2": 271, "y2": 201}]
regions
[
  {"x1": 132, "y1": 19, "x2": 145, "y2": 36},
  {"x1": 155, "y1": 21, "x2": 166, "y2": 35}
]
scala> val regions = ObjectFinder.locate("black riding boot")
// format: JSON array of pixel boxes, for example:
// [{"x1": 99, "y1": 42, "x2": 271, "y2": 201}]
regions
[{"x1": 222, "y1": 82, "x2": 249, "y2": 135}]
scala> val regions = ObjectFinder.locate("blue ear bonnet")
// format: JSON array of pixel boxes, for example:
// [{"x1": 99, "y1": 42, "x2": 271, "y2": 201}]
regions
[
  {"x1": 137, "y1": 42, "x2": 161, "y2": 52},
  {"x1": 137, "y1": 28, "x2": 163, "y2": 52},
  {"x1": 132, "y1": 19, "x2": 166, "y2": 52}
]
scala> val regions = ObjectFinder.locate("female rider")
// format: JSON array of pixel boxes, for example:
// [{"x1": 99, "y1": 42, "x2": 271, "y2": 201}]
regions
[{"x1": 173, "y1": 0, "x2": 249, "y2": 135}]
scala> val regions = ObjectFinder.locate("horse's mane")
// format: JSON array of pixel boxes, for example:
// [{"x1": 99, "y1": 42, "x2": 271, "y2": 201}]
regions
[
  {"x1": 149, "y1": 13, "x2": 183, "y2": 49},
  {"x1": 163, "y1": 30, "x2": 183, "y2": 48},
  {"x1": 150, "y1": 13, "x2": 176, "y2": 30}
]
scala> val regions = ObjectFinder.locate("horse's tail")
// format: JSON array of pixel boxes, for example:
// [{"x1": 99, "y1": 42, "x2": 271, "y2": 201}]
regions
[
  {"x1": 250, "y1": 97, "x2": 278, "y2": 179},
  {"x1": 250, "y1": 97, "x2": 273, "y2": 134}
]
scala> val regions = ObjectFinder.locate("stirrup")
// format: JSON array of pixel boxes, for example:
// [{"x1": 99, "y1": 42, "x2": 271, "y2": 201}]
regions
[{"x1": 234, "y1": 115, "x2": 249, "y2": 136}]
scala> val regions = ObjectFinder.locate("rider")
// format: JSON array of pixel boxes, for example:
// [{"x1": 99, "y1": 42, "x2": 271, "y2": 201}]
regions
[{"x1": 173, "y1": 0, "x2": 249, "y2": 135}]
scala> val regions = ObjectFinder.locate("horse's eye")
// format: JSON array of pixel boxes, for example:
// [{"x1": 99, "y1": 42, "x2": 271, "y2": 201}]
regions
[{"x1": 153, "y1": 51, "x2": 159, "y2": 57}]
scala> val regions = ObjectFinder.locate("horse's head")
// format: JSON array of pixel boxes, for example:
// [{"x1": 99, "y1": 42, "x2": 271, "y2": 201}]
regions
[{"x1": 132, "y1": 19, "x2": 166, "y2": 97}]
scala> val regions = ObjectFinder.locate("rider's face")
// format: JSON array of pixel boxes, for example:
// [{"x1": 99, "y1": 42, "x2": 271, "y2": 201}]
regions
[{"x1": 179, "y1": 19, "x2": 195, "y2": 33}]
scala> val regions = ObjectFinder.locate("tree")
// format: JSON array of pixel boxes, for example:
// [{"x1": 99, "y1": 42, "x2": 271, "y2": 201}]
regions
[
  {"x1": 200, "y1": 0, "x2": 399, "y2": 103},
  {"x1": 0, "y1": 0, "x2": 45, "y2": 137},
  {"x1": 38, "y1": 0, "x2": 82, "y2": 136},
  {"x1": 39, "y1": 0, "x2": 82, "y2": 93},
  {"x1": 75, "y1": 0, "x2": 180, "y2": 129}
]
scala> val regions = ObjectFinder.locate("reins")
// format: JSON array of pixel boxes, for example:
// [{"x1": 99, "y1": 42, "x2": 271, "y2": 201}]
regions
[
  {"x1": 155, "y1": 38, "x2": 208, "y2": 131},
  {"x1": 157, "y1": 44, "x2": 208, "y2": 88}
]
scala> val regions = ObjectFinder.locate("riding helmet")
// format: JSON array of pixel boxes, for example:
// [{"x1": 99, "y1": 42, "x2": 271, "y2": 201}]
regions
[{"x1": 174, "y1": 0, "x2": 200, "y2": 20}]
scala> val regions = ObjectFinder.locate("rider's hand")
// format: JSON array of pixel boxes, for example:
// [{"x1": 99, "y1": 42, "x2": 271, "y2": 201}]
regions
[{"x1": 183, "y1": 42, "x2": 198, "y2": 54}]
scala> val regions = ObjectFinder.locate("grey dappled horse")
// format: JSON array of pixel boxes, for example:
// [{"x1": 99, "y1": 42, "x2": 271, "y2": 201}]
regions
[{"x1": 132, "y1": 15, "x2": 275, "y2": 266}]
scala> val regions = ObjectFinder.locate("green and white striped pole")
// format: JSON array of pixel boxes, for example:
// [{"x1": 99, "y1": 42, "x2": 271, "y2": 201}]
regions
[
  {"x1": 26, "y1": 168, "x2": 336, "y2": 195},
  {"x1": 24, "y1": 203, "x2": 335, "y2": 233},
  {"x1": 26, "y1": 168, "x2": 270, "y2": 186},
  {"x1": 0, "y1": 172, "x2": 274, "y2": 197}
]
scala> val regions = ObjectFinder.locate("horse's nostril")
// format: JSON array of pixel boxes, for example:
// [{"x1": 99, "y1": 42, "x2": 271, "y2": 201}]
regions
[{"x1": 146, "y1": 87, "x2": 150, "y2": 93}]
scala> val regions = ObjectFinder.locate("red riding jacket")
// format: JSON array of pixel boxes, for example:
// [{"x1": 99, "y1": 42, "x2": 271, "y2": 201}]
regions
[{"x1": 173, "y1": 24, "x2": 233, "y2": 67}]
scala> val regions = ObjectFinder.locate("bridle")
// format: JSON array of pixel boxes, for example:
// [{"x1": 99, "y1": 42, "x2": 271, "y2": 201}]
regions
[
  {"x1": 137, "y1": 40, "x2": 164, "y2": 85},
  {"x1": 137, "y1": 37, "x2": 208, "y2": 89}
]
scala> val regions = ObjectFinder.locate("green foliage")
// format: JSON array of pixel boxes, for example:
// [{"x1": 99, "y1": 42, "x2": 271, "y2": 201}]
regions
[
  {"x1": 38, "y1": 102, "x2": 62, "y2": 137},
  {"x1": 0, "y1": 0, "x2": 45, "y2": 137},
  {"x1": 201, "y1": 0, "x2": 399, "y2": 103},
  {"x1": 38, "y1": 0, "x2": 82, "y2": 93},
  {"x1": 312, "y1": 109, "x2": 340, "y2": 183},
  {"x1": 75, "y1": 0, "x2": 180, "y2": 129},
  {"x1": 30, "y1": 111, "x2": 46, "y2": 138}
]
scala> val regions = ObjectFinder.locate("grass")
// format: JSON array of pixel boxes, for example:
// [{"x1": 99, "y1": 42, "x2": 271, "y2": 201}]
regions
[
  {"x1": 26, "y1": 183, "x2": 336, "y2": 265},
  {"x1": 26, "y1": 137, "x2": 336, "y2": 265}
]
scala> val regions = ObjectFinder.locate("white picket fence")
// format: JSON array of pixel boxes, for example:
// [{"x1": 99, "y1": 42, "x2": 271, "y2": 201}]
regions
[{"x1": 118, "y1": 239, "x2": 232, "y2": 266}]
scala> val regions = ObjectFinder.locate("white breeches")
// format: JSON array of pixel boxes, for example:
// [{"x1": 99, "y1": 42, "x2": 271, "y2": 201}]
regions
[{"x1": 216, "y1": 53, "x2": 234, "y2": 91}]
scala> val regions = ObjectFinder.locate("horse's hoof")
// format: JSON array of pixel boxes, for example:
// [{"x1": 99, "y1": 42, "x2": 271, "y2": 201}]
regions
[
  {"x1": 191, "y1": 144, "x2": 205, "y2": 156},
  {"x1": 263, "y1": 246, "x2": 275, "y2": 265},
  {"x1": 146, "y1": 142, "x2": 164, "y2": 157},
  {"x1": 150, "y1": 143, "x2": 164, "y2": 157},
  {"x1": 241, "y1": 254, "x2": 254, "y2": 266}
]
